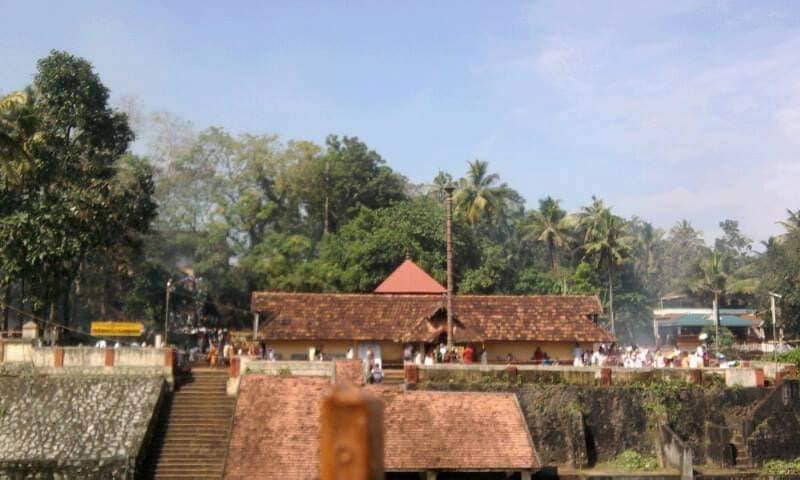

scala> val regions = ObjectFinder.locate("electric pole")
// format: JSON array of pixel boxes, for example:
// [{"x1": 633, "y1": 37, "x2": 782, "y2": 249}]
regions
[
  {"x1": 444, "y1": 183, "x2": 455, "y2": 351},
  {"x1": 769, "y1": 292, "x2": 782, "y2": 369},
  {"x1": 164, "y1": 278, "x2": 172, "y2": 347}
]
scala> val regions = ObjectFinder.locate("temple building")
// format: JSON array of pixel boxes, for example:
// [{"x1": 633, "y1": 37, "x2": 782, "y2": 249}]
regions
[{"x1": 251, "y1": 259, "x2": 614, "y2": 364}]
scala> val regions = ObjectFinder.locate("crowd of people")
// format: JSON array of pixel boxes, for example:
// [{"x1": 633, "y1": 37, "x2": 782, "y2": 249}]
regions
[
  {"x1": 396, "y1": 341, "x2": 713, "y2": 369},
  {"x1": 569, "y1": 342, "x2": 710, "y2": 368},
  {"x1": 181, "y1": 332, "x2": 716, "y2": 372}
]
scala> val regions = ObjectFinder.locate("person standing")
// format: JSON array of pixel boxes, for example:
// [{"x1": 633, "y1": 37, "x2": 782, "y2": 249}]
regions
[
  {"x1": 424, "y1": 350, "x2": 435, "y2": 366},
  {"x1": 414, "y1": 349, "x2": 423, "y2": 365},
  {"x1": 403, "y1": 344, "x2": 413, "y2": 363},
  {"x1": 438, "y1": 342, "x2": 447, "y2": 363},
  {"x1": 533, "y1": 347, "x2": 544, "y2": 365},
  {"x1": 572, "y1": 343, "x2": 583, "y2": 367},
  {"x1": 462, "y1": 344, "x2": 475, "y2": 364}
]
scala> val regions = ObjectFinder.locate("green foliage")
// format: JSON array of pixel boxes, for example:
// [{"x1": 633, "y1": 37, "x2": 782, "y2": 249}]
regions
[
  {"x1": 762, "y1": 458, "x2": 800, "y2": 475},
  {"x1": 700, "y1": 325, "x2": 736, "y2": 348},
  {"x1": 0, "y1": 50, "x2": 153, "y2": 330},
  {"x1": 776, "y1": 348, "x2": 800, "y2": 369},
  {"x1": 290, "y1": 134, "x2": 407, "y2": 235},
  {"x1": 570, "y1": 262, "x2": 601, "y2": 294},
  {"x1": 278, "y1": 367, "x2": 292, "y2": 376},
  {"x1": 611, "y1": 450, "x2": 659, "y2": 472},
  {"x1": 513, "y1": 268, "x2": 561, "y2": 295},
  {"x1": 523, "y1": 196, "x2": 570, "y2": 272},
  {"x1": 317, "y1": 197, "x2": 478, "y2": 292},
  {"x1": 628, "y1": 378, "x2": 692, "y2": 425},
  {"x1": 760, "y1": 221, "x2": 800, "y2": 336}
]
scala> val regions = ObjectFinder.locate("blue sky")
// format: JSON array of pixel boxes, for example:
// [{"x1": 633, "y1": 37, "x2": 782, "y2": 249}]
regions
[{"x1": 2, "y1": 0, "x2": 800, "y2": 242}]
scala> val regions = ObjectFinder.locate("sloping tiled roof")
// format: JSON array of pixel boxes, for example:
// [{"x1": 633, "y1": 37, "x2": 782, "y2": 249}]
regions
[
  {"x1": 224, "y1": 376, "x2": 538, "y2": 479},
  {"x1": 375, "y1": 388, "x2": 539, "y2": 471},
  {"x1": 252, "y1": 293, "x2": 612, "y2": 343},
  {"x1": 225, "y1": 376, "x2": 329, "y2": 480},
  {"x1": 374, "y1": 259, "x2": 446, "y2": 294}
]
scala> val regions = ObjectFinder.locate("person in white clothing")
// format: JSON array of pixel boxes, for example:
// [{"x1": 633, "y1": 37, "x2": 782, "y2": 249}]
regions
[
  {"x1": 414, "y1": 350, "x2": 423, "y2": 365},
  {"x1": 572, "y1": 343, "x2": 583, "y2": 367},
  {"x1": 424, "y1": 351, "x2": 435, "y2": 365}
]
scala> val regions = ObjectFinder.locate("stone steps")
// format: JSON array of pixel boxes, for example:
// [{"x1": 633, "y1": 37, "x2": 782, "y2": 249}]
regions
[
  {"x1": 138, "y1": 370, "x2": 236, "y2": 480},
  {"x1": 731, "y1": 431, "x2": 752, "y2": 468},
  {"x1": 383, "y1": 369, "x2": 405, "y2": 385}
]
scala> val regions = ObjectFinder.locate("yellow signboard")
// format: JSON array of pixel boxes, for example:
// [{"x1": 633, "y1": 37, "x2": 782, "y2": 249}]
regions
[{"x1": 90, "y1": 321, "x2": 144, "y2": 337}]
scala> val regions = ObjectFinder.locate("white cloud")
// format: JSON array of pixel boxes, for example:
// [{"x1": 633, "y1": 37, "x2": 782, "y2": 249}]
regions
[{"x1": 476, "y1": 2, "x2": 800, "y2": 241}]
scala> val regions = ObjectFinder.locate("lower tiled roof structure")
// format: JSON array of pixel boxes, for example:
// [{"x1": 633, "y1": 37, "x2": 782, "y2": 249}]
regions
[
  {"x1": 224, "y1": 376, "x2": 539, "y2": 479},
  {"x1": 225, "y1": 376, "x2": 329, "y2": 480},
  {"x1": 251, "y1": 292, "x2": 612, "y2": 343},
  {"x1": 374, "y1": 388, "x2": 539, "y2": 471}
]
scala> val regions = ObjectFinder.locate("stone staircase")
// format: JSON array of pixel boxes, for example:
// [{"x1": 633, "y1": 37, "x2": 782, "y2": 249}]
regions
[
  {"x1": 383, "y1": 368, "x2": 405, "y2": 385},
  {"x1": 140, "y1": 368, "x2": 235, "y2": 479},
  {"x1": 731, "y1": 427, "x2": 752, "y2": 469}
]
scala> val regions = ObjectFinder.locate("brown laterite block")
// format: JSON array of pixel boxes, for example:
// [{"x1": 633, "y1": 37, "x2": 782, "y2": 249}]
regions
[
  {"x1": 600, "y1": 367, "x2": 612, "y2": 386},
  {"x1": 231, "y1": 356, "x2": 241, "y2": 378},
  {"x1": 404, "y1": 364, "x2": 418, "y2": 385},
  {"x1": 104, "y1": 347, "x2": 114, "y2": 367},
  {"x1": 754, "y1": 368, "x2": 765, "y2": 388},
  {"x1": 54, "y1": 347, "x2": 64, "y2": 368}
]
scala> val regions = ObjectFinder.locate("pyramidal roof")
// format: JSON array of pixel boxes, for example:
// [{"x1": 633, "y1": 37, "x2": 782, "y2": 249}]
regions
[{"x1": 374, "y1": 259, "x2": 446, "y2": 294}]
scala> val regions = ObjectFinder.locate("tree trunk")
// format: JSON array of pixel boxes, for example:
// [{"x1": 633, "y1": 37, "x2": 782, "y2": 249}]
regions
[
  {"x1": 608, "y1": 268, "x2": 615, "y2": 336},
  {"x1": 2, "y1": 284, "x2": 10, "y2": 332},
  {"x1": 323, "y1": 194, "x2": 329, "y2": 234},
  {"x1": 62, "y1": 286, "x2": 70, "y2": 328},
  {"x1": 49, "y1": 302, "x2": 57, "y2": 345},
  {"x1": 323, "y1": 159, "x2": 330, "y2": 234},
  {"x1": 549, "y1": 242, "x2": 557, "y2": 273}
]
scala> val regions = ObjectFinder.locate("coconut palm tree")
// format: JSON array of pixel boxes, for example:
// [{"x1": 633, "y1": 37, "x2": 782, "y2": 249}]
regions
[
  {"x1": 778, "y1": 209, "x2": 800, "y2": 239},
  {"x1": 453, "y1": 159, "x2": 504, "y2": 226},
  {"x1": 576, "y1": 195, "x2": 607, "y2": 243},
  {"x1": 690, "y1": 250, "x2": 728, "y2": 351},
  {"x1": 525, "y1": 196, "x2": 571, "y2": 273},
  {"x1": 582, "y1": 209, "x2": 633, "y2": 336}
]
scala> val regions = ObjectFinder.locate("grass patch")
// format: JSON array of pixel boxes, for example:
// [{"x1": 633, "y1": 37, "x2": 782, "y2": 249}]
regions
[
  {"x1": 763, "y1": 458, "x2": 800, "y2": 475},
  {"x1": 611, "y1": 450, "x2": 659, "y2": 472}
]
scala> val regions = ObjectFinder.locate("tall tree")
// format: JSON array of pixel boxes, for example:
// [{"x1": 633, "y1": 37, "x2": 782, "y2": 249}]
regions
[
  {"x1": 453, "y1": 160, "x2": 507, "y2": 226},
  {"x1": 525, "y1": 196, "x2": 570, "y2": 273},
  {"x1": 317, "y1": 197, "x2": 479, "y2": 292},
  {"x1": 289, "y1": 135, "x2": 407, "y2": 235},
  {"x1": 662, "y1": 220, "x2": 708, "y2": 297},
  {"x1": 0, "y1": 51, "x2": 141, "y2": 332},
  {"x1": 778, "y1": 209, "x2": 800, "y2": 239},
  {"x1": 576, "y1": 196, "x2": 607, "y2": 243},
  {"x1": 582, "y1": 209, "x2": 633, "y2": 335}
]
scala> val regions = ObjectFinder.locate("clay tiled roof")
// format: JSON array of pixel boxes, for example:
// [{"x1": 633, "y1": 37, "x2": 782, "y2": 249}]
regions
[
  {"x1": 225, "y1": 376, "x2": 329, "y2": 480},
  {"x1": 225, "y1": 376, "x2": 538, "y2": 478},
  {"x1": 374, "y1": 259, "x2": 446, "y2": 294},
  {"x1": 252, "y1": 293, "x2": 612, "y2": 343},
  {"x1": 376, "y1": 388, "x2": 539, "y2": 471},
  {"x1": 334, "y1": 359, "x2": 364, "y2": 385}
]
